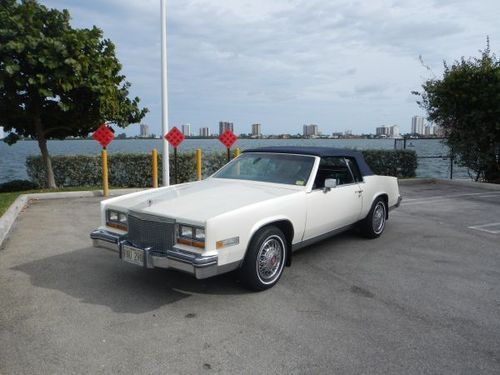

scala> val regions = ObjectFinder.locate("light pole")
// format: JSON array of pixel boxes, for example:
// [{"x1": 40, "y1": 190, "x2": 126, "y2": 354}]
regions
[{"x1": 160, "y1": 0, "x2": 170, "y2": 186}]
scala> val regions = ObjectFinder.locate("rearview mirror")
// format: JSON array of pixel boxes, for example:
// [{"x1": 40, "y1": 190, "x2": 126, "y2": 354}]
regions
[{"x1": 324, "y1": 178, "x2": 337, "y2": 189}]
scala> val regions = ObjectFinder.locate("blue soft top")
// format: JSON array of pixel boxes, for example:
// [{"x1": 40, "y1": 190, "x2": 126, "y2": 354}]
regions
[{"x1": 242, "y1": 146, "x2": 374, "y2": 176}]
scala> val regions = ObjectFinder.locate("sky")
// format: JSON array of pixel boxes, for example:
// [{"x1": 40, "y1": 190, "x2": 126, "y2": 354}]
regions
[{"x1": 42, "y1": 0, "x2": 499, "y2": 136}]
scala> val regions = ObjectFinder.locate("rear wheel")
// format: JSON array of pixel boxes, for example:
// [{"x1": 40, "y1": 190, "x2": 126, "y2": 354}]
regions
[
  {"x1": 360, "y1": 197, "x2": 387, "y2": 238},
  {"x1": 240, "y1": 226, "x2": 287, "y2": 291}
]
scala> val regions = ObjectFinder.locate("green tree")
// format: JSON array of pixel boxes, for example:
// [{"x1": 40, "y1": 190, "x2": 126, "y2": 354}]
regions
[
  {"x1": 414, "y1": 40, "x2": 500, "y2": 183},
  {"x1": 0, "y1": 0, "x2": 148, "y2": 187}
]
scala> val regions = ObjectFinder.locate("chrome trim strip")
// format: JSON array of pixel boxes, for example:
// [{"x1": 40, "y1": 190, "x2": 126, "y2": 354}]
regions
[
  {"x1": 167, "y1": 249, "x2": 218, "y2": 267},
  {"x1": 343, "y1": 157, "x2": 357, "y2": 185},
  {"x1": 90, "y1": 229, "x2": 124, "y2": 252},
  {"x1": 390, "y1": 196, "x2": 403, "y2": 210},
  {"x1": 92, "y1": 238, "x2": 120, "y2": 252},
  {"x1": 128, "y1": 210, "x2": 175, "y2": 224},
  {"x1": 397, "y1": 195, "x2": 402, "y2": 207},
  {"x1": 292, "y1": 224, "x2": 354, "y2": 251}
]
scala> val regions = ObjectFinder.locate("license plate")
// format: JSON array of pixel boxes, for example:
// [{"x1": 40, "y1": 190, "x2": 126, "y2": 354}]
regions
[{"x1": 122, "y1": 245, "x2": 144, "y2": 266}]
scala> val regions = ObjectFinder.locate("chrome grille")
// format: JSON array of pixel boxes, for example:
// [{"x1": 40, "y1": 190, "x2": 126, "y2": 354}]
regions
[{"x1": 126, "y1": 211, "x2": 175, "y2": 254}]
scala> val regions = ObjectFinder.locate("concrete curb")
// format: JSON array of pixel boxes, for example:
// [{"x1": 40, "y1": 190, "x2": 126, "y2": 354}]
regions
[
  {"x1": 0, "y1": 188, "x2": 145, "y2": 248},
  {"x1": 398, "y1": 178, "x2": 436, "y2": 185},
  {"x1": 398, "y1": 178, "x2": 500, "y2": 190},
  {"x1": 0, "y1": 194, "x2": 29, "y2": 249}
]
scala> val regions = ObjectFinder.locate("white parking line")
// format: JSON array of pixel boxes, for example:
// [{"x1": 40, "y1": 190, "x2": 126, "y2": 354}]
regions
[
  {"x1": 403, "y1": 191, "x2": 500, "y2": 205},
  {"x1": 468, "y1": 222, "x2": 500, "y2": 234},
  {"x1": 404, "y1": 191, "x2": 500, "y2": 202}
]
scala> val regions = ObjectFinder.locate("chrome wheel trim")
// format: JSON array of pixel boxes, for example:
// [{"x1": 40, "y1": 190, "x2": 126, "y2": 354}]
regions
[
  {"x1": 256, "y1": 235, "x2": 285, "y2": 285},
  {"x1": 372, "y1": 202, "x2": 386, "y2": 234}
]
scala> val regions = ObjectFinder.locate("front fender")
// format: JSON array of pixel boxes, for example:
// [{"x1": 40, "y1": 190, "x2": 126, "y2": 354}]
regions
[
  {"x1": 244, "y1": 215, "x2": 295, "y2": 268},
  {"x1": 248, "y1": 215, "x2": 294, "y2": 242}
]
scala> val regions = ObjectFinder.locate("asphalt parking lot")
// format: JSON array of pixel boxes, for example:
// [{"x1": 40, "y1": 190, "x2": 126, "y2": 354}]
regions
[{"x1": 1, "y1": 182, "x2": 499, "y2": 374}]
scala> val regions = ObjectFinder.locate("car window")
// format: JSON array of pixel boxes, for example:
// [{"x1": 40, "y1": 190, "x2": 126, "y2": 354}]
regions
[
  {"x1": 313, "y1": 157, "x2": 355, "y2": 189},
  {"x1": 213, "y1": 153, "x2": 315, "y2": 186},
  {"x1": 345, "y1": 158, "x2": 363, "y2": 183}
]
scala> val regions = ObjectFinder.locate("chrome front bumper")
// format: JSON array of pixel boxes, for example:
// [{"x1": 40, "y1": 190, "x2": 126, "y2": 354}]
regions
[{"x1": 90, "y1": 229, "x2": 223, "y2": 279}]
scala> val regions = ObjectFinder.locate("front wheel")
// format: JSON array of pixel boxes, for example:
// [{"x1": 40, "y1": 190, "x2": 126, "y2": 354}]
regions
[
  {"x1": 360, "y1": 198, "x2": 387, "y2": 238},
  {"x1": 239, "y1": 226, "x2": 287, "y2": 291}
]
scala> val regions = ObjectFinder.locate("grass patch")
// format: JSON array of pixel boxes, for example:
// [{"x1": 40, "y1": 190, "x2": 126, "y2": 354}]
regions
[
  {"x1": 0, "y1": 186, "x2": 101, "y2": 217},
  {"x1": 0, "y1": 192, "x2": 21, "y2": 217}
]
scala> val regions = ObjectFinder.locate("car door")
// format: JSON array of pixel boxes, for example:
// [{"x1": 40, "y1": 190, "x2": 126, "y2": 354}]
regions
[{"x1": 303, "y1": 156, "x2": 363, "y2": 241}]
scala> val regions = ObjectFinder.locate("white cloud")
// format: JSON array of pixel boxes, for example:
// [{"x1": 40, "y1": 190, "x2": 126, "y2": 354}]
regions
[{"x1": 42, "y1": 0, "x2": 499, "y2": 135}]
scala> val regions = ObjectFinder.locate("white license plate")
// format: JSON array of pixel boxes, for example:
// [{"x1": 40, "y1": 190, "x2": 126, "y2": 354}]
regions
[{"x1": 122, "y1": 245, "x2": 144, "y2": 266}]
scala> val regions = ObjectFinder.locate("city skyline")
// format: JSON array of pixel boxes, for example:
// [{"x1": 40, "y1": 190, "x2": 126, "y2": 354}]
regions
[
  {"x1": 162, "y1": 114, "x2": 434, "y2": 137},
  {"x1": 39, "y1": 0, "x2": 500, "y2": 137}
]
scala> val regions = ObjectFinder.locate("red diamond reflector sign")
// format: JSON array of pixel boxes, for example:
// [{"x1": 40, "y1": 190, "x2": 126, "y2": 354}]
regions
[
  {"x1": 165, "y1": 126, "x2": 185, "y2": 148},
  {"x1": 92, "y1": 124, "x2": 114, "y2": 148},
  {"x1": 219, "y1": 130, "x2": 237, "y2": 148}
]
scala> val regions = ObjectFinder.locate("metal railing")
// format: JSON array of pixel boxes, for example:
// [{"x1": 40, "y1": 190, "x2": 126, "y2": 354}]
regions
[{"x1": 394, "y1": 137, "x2": 455, "y2": 179}]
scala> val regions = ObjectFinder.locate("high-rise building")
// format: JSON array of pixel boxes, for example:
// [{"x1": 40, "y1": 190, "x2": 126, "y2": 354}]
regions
[
  {"x1": 376, "y1": 125, "x2": 400, "y2": 138},
  {"x1": 376, "y1": 126, "x2": 390, "y2": 137},
  {"x1": 0, "y1": 126, "x2": 4, "y2": 139},
  {"x1": 390, "y1": 125, "x2": 400, "y2": 138},
  {"x1": 219, "y1": 121, "x2": 234, "y2": 135},
  {"x1": 424, "y1": 125, "x2": 435, "y2": 136},
  {"x1": 199, "y1": 127, "x2": 210, "y2": 137},
  {"x1": 181, "y1": 124, "x2": 191, "y2": 136},
  {"x1": 303, "y1": 124, "x2": 319, "y2": 137},
  {"x1": 251, "y1": 123, "x2": 262, "y2": 137},
  {"x1": 139, "y1": 123, "x2": 149, "y2": 138},
  {"x1": 411, "y1": 116, "x2": 425, "y2": 135}
]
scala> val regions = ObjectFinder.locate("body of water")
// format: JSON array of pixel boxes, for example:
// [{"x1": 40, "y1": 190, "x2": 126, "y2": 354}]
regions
[{"x1": 0, "y1": 138, "x2": 469, "y2": 183}]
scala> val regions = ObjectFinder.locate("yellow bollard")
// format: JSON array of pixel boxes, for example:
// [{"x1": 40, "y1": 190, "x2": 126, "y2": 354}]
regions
[
  {"x1": 195, "y1": 149, "x2": 202, "y2": 181},
  {"x1": 235, "y1": 148, "x2": 241, "y2": 175},
  {"x1": 101, "y1": 149, "x2": 109, "y2": 197},
  {"x1": 152, "y1": 148, "x2": 158, "y2": 188}
]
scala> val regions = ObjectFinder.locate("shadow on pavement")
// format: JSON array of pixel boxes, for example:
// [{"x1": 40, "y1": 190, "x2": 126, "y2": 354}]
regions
[{"x1": 12, "y1": 246, "x2": 248, "y2": 314}]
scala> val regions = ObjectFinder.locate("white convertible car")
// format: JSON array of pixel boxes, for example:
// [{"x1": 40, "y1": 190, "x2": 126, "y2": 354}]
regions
[{"x1": 91, "y1": 147, "x2": 401, "y2": 290}]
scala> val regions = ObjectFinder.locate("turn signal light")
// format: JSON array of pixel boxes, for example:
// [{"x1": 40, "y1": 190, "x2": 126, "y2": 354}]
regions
[
  {"x1": 216, "y1": 237, "x2": 240, "y2": 249},
  {"x1": 177, "y1": 238, "x2": 205, "y2": 249}
]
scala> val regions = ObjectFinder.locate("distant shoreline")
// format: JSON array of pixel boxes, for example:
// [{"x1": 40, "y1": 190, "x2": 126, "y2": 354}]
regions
[
  {"x1": 8, "y1": 136, "x2": 445, "y2": 142},
  {"x1": 1, "y1": 138, "x2": 465, "y2": 184}
]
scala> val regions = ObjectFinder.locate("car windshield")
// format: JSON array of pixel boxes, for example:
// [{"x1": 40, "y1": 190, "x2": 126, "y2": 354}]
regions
[{"x1": 213, "y1": 153, "x2": 315, "y2": 186}]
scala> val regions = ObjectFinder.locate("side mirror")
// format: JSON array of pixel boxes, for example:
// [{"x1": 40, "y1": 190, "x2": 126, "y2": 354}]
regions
[{"x1": 323, "y1": 178, "x2": 337, "y2": 192}]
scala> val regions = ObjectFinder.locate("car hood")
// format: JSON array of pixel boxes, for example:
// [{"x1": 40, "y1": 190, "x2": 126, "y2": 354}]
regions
[{"x1": 114, "y1": 178, "x2": 302, "y2": 223}]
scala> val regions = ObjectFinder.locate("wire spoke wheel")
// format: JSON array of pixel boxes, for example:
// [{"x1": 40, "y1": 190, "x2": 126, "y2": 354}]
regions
[
  {"x1": 240, "y1": 227, "x2": 287, "y2": 291},
  {"x1": 360, "y1": 198, "x2": 387, "y2": 239},
  {"x1": 256, "y1": 236, "x2": 284, "y2": 283},
  {"x1": 372, "y1": 202, "x2": 386, "y2": 234}
]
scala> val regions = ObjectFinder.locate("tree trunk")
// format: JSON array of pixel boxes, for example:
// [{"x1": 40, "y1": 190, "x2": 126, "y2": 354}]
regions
[{"x1": 34, "y1": 118, "x2": 57, "y2": 188}]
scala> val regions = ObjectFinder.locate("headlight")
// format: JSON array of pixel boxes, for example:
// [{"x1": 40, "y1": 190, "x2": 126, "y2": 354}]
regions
[
  {"x1": 195, "y1": 228, "x2": 205, "y2": 240},
  {"x1": 109, "y1": 211, "x2": 118, "y2": 221},
  {"x1": 106, "y1": 209, "x2": 128, "y2": 231},
  {"x1": 177, "y1": 224, "x2": 205, "y2": 249},
  {"x1": 180, "y1": 225, "x2": 193, "y2": 238}
]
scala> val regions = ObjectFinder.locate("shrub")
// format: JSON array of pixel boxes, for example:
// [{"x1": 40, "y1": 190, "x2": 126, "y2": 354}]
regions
[
  {"x1": 25, "y1": 149, "x2": 417, "y2": 188},
  {"x1": 361, "y1": 149, "x2": 417, "y2": 178},
  {"x1": 26, "y1": 152, "x2": 228, "y2": 188}
]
